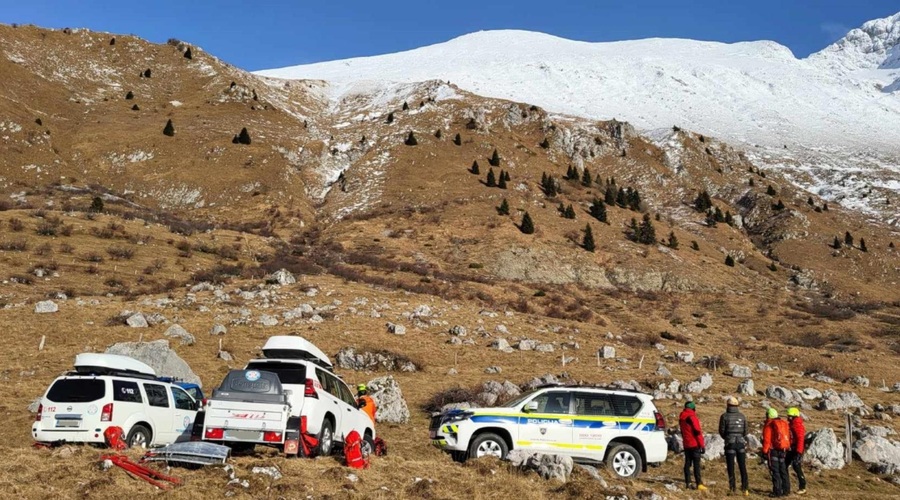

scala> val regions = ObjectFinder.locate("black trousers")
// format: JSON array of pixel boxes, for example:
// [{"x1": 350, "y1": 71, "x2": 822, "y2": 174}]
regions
[
  {"x1": 725, "y1": 446, "x2": 748, "y2": 492},
  {"x1": 786, "y1": 451, "x2": 806, "y2": 490},
  {"x1": 768, "y1": 450, "x2": 790, "y2": 496},
  {"x1": 684, "y1": 447, "x2": 702, "y2": 487}
]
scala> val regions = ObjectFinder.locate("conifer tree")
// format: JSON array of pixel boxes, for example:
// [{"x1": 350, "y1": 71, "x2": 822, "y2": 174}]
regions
[
  {"x1": 616, "y1": 187, "x2": 627, "y2": 207},
  {"x1": 540, "y1": 137, "x2": 550, "y2": 149},
  {"x1": 125, "y1": 91, "x2": 134, "y2": 100},
  {"x1": 581, "y1": 168, "x2": 592, "y2": 187},
  {"x1": 520, "y1": 212, "x2": 535, "y2": 234},
  {"x1": 833, "y1": 236, "x2": 842, "y2": 249},
  {"x1": 807, "y1": 196, "x2": 814, "y2": 206},
  {"x1": 667, "y1": 231, "x2": 678, "y2": 249},
  {"x1": 486, "y1": 168, "x2": 496, "y2": 187},
  {"x1": 589, "y1": 198, "x2": 607, "y2": 223},
  {"x1": 638, "y1": 213, "x2": 657, "y2": 245},
  {"x1": 35, "y1": 118, "x2": 42, "y2": 126},
  {"x1": 453, "y1": 133, "x2": 461, "y2": 146},
  {"x1": 131, "y1": 104, "x2": 140, "y2": 111},
  {"x1": 143, "y1": 69, "x2": 151, "y2": 78},
  {"x1": 541, "y1": 172, "x2": 548, "y2": 187},
  {"x1": 434, "y1": 129, "x2": 442, "y2": 139},
  {"x1": 386, "y1": 112, "x2": 394, "y2": 124},
  {"x1": 564, "y1": 204, "x2": 576, "y2": 219},
  {"x1": 498, "y1": 171, "x2": 508, "y2": 189},
  {"x1": 768, "y1": 261, "x2": 778, "y2": 272},
  {"x1": 691, "y1": 240, "x2": 700, "y2": 251},
  {"x1": 163, "y1": 119, "x2": 175, "y2": 137},
  {"x1": 582, "y1": 224, "x2": 596, "y2": 252},
  {"x1": 749, "y1": 178, "x2": 755, "y2": 187},
  {"x1": 694, "y1": 190, "x2": 712, "y2": 212},
  {"x1": 844, "y1": 231, "x2": 853, "y2": 247},
  {"x1": 889, "y1": 242, "x2": 894, "y2": 249},
  {"x1": 766, "y1": 185, "x2": 777, "y2": 196},
  {"x1": 725, "y1": 255, "x2": 735, "y2": 267},
  {"x1": 714, "y1": 206, "x2": 725, "y2": 223},
  {"x1": 184, "y1": 47, "x2": 192, "y2": 59},
  {"x1": 627, "y1": 189, "x2": 641, "y2": 211},
  {"x1": 90, "y1": 196, "x2": 104, "y2": 213},
  {"x1": 404, "y1": 131, "x2": 418, "y2": 146},
  {"x1": 470, "y1": 161, "x2": 480, "y2": 174},
  {"x1": 558, "y1": 202, "x2": 566, "y2": 215},
  {"x1": 823, "y1": 202, "x2": 829, "y2": 211},
  {"x1": 489, "y1": 149, "x2": 500, "y2": 167},
  {"x1": 773, "y1": 199, "x2": 785, "y2": 210},
  {"x1": 604, "y1": 184, "x2": 617, "y2": 206},
  {"x1": 237, "y1": 127, "x2": 251, "y2": 145},
  {"x1": 725, "y1": 211, "x2": 734, "y2": 226},
  {"x1": 629, "y1": 218, "x2": 639, "y2": 241},
  {"x1": 706, "y1": 210, "x2": 718, "y2": 227},
  {"x1": 497, "y1": 198, "x2": 510, "y2": 216},
  {"x1": 402, "y1": 101, "x2": 409, "y2": 111},
  {"x1": 110, "y1": 37, "x2": 116, "y2": 45},
  {"x1": 566, "y1": 165, "x2": 577, "y2": 181},
  {"x1": 859, "y1": 238, "x2": 867, "y2": 252}
]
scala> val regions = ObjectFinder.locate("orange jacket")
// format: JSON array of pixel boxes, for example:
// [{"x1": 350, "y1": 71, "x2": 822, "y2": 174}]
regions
[
  {"x1": 358, "y1": 395, "x2": 376, "y2": 423},
  {"x1": 762, "y1": 418, "x2": 791, "y2": 454}
]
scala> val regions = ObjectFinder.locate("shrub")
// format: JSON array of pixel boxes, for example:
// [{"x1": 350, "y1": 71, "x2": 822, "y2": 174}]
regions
[
  {"x1": 660, "y1": 330, "x2": 690, "y2": 344},
  {"x1": 540, "y1": 137, "x2": 550, "y2": 148},
  {"x1": 106, "y1": 246, "x2": 135, "y2": 260},
  {"x1": 0, "y1": 239, "x2": 28, "y2": 251},
  {"x1": 453, "y1": 133, "x2": 461, "y2": 146},
  {"x1": 163, "y1": 119, "x2": 175, "y2": 137},
  {"x1": 35, "y1": 221, "x2": 58, "y2": 236},
  {"x1": 143, "y1": 68, "x2": 151, "y2": 78},
  {"x1": 766, "y1": 185, "x2": 777, "y2": 196},
  {"x1": 83, "y1": 252, "x2": 104, "y2": 263},
  {"x1": 434, "y1": 129, "x2": 442, "y2": 139},
  {"x1": 131, "y1": 104, "x2": 140, "y2": 111},
  {"x1": 33, "y1": 243, "x2": 53, "y2": 256},
  {"x1": 8, "y1": 218, "x2": 24, "y2": 231},
  {"x1": 422, "y1": 386, "x2": 486, "y2": 413},
  {"x1": 725, "y1": 255, "x2": 735, "y2": 267},
  {"x1": 59, "y1": 243, "x2": 74, "y2": 254},
  {"x1": 184, "y1": 47, "x2": 192, "y2": 59},
  {"x1": 385, "y1": 112, "x2": 394, "y2": 124},
  {"x1": 667, "y1": 231, "x2": 679, "y2": 249}
]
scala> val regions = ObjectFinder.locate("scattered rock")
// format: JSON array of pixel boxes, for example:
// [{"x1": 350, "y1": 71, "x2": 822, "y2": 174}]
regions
[
  {"x1": 805, "y1": 428, "x2": 845, "y2": 469},
  {"x1": 738, "y1": 379, "x2": 756, "y2": 396},
  {"x1": 491, "y1": 338, "x2": 514, "y2": 353},
  {"x1": 798, "y1": 388, "x2": 822, "y2": 400},
  {"x1": 266, "y1": 269, "x2": 296, "y2": 286},
  {"x1": 164, "y1": 324, "x2": 195, "y2": 345},
  {"x1": 747, "y1": 434, "x2": 762, "y2": 450},
  {"x1": 52, "y1": 446, "x2": 76, "y2": 459},
  {"x1": 667, "y1": 433, "x2": 684, "y2": 453},
  {"x1": 27, "y1": 398, "x2": 41, "y2": 413},
  {"x1": 412, "y1": 305, "x2": 432, "y2": 318},
  {"x1": 210, "y1": 324, "x2": 227, "y2": 335},
  {"x1": 600, "y1": 346, "x2": 616, "y2": 359},
  {"x1": 387, "y1": 323, "x2": 406, "y2": 335},
  {"x1": 731, "y1": 364, "x2": 752, "y2": 379},
  {"x1": 507, "y1": 451, "x2": 574, "y2": 482},
  {"x1": 219, "y1": 350, "x2": 233, "y2": 362},
  {"x1": 496, "y1": 324, "x2": 509, "y2": 335},
  {"x1": 765, "y1": 385, "x2": 800, "y2": 405},
  {"x1": 535, "y1": 343, "x2": 555, "y2": 353},
  {"x1": 258, "y1": 314, "x2": 279, "y2": 327},
  {"x1": 34, "y1": 300, "x2": 58, "y2": 314},
  {"x1": 368, "y1": 375, "x2": 410, "y2": 424},
  {"x1": 308, "y1": 314, "x2": 324, "y2": 324},
  {"x1": 145, "y1": 313, "x2": 168, "y2": 326},
  {"x1": 106, "y1": 339, "x2": 201, "y2": 386},
  {"x1": 817, "y1": 390, "x2": 865, "y2": 411},
  {"x1": 574, "y1": 464, "x2": 608, "y2": 488},
  {"x1": 518, "y1": 339, "x2": 538, "y2": 351},
  {"x1": 656, "y1": 364, "x2": 672, "y2": 377},
  {"x1": 485, "y1": 366, "x2": 502, "y2": 374},
  {"x1": 702, "y1": 434, "x2": 725, "y2": 460},
  {"x1": 449, "y1": 325, "x2": 467, "y2": 336},
  {"x1": 756, "y1": 362, "x2": 775, "y2": 372},
  {"x1": 676, "y1": 351, "x2": 694, "y2": 363},
  {"x1": 685, "y1": 373, "x2": 713, "y2": 394},
  {"x1": 251, "y1": 466, "x2": 282, "y2": 481},
  {"x1": 847, "y1": 376, "x2": 870, "y2": 388},
  {"x1": 126, "y1": 313, "x2": 148, "y2": 328},
  {"x1": 334, "y1": 347, "x2": 418, "y2": 372},
  {"x1": 853, "y1": 435, "x2": 900, "y2": 470}
]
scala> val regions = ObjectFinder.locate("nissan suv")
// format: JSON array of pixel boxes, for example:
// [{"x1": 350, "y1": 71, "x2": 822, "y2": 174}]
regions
[{"x1": 429, "y1": 385, "x2": 667, "y2": 478}]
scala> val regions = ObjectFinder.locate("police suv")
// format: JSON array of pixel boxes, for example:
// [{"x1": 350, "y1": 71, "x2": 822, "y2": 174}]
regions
[{"x1": 430, "y1": 385, "x2": 668, "y2": 478}]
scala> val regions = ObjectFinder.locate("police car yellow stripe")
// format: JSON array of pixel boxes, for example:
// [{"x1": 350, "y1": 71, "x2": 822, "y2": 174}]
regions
[{"x1": 515, "y1": 441, "x2": 605, "y2": 451}]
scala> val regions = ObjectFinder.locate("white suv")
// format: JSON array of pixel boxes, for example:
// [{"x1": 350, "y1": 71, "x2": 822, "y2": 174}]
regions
[
  {"x1": 430, "y1": 385, "x2": 668, "y2": 478},
  {"x1": 32, "y1": 353, "x2": 200, "y2": 448}
]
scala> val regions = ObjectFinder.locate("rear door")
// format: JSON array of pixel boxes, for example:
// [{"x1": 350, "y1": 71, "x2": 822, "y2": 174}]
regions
[
  {"x1": 141, "y1": 382, "x2": 173, "y2": 444},
  {"x1": 40, "y1": 377, "x2": 107, "y2": 434},
  {"x1": 170, "y1": 386, "x2": 198, "y2": 442},
  {"x1": 245, "y1": 361, "x2": 306, "y2": 415},
  {"x1": 316, "y1": 369, "x2": 344, "y2": 438}
]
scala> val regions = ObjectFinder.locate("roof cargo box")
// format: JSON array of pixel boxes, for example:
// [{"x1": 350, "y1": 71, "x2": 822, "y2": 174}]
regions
[
  {"x1": 262, "y1": 336, "x2": 332, "y2": 369},
  {"x1": 73, "y1": 353, "x2": 157, "y2": 378}
]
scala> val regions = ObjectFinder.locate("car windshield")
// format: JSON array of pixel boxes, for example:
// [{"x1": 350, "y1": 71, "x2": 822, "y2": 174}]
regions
[{"x1": 501, "y1": 389, "x2": 540, "y2": 408}]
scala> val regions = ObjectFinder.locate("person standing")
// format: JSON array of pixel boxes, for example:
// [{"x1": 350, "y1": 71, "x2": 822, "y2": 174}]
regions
[
  {"x1": 719, "y1": 396, "x2": 749, "y2": 496},
  {"x1": 679, "y1": 401, "x2": 707, "y2": 491},
  {"x1": 356, "y1": 384, "x2": 377, "y2": 424},
  {"x1": 786, "y1": 407, "x2": 807, "y2": 495},
  {"x1": 762, "y1": 408, "x2": 792, "y2": 497}
]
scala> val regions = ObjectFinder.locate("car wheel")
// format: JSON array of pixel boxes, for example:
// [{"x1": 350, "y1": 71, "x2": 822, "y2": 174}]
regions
[
  {"x1": 317, "y1": 419, "x2": 334, "y2": 456},
  {"x1": 126, "y1": 424, "x2": 151, "y2": 449},
  {"x1": 228, "y1": 442, "x2": 255, "y2": 454},
  {"x1": 607, "y1": 443, "x2": 642, "y2": 479},
  {"x1": 451, "y1": 451, "x2": 467, "y2": 463},
  {"x1": 362, "y1": 432, "x2": 375, "y2": 457},
  {"x1": 468, "y1": 432, "x2": 508, "y2": 460}
]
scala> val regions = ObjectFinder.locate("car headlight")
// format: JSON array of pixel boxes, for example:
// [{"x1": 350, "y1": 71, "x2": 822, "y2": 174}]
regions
[{"x1": 443, "y1": 411, "x2": 474, "y2": 423}]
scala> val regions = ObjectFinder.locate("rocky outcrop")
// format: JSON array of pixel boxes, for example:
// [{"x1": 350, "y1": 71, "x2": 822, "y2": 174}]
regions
[
  {"x1": 805, "y1": 428, "x2": 845, "y2": 470},
  {"x1": 105, "y1": 339, "x2": 200, "y2": 386},
  {"x1": 367, "y1": 375, "x2": 410, "y2": 424},
  {"x1": 507, "y1": 451, "x2": 574, "y2": 482},
  {"x1": 334, "y1": 347, "x2": 419, "y2": 372}
]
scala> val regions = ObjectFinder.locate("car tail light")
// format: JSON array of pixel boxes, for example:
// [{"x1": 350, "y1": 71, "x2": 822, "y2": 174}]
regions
[
  {"x1": 304, "y1": 379, "x2": 318, "y2": 399},
  {"x1": 201, "y1": 398, "x2": 208, "y2": 407},
  {"x1": 35, "y1": 404, "x2": 43, "y2": 422},
  {"x1": 654, "y1": 411, "x2": 666, "y2": 430},
  {"x1": 205, "y1": 428, "x2": 224, "y2": 440},
  {"x1": 263, "y1": 431, "x2": 283, "y2": 443},
  {"x1": 101, "y1": 403, "x2": 113, "y2": 422}
]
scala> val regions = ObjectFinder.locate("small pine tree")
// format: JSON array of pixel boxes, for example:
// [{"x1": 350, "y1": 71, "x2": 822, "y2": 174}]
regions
[
  {"x1": 237, "y1": 127, "x2": 251, "y2": 145},
  {"x1": 706, "y1": 210, "x2": 718, "y2": 227},
  {"x1": 109, "y1": 37, "x2": 116, "y2": 45},
  {"x1": 486, "y1": 168, "x2": 496, "y2": 187},
  {"x1": 89, "y1": 196, "x2": 104, "y2": 213},
  {"x1": 131, "y1": 104, "x2": 140, "y2": 111},
  {"x1": 823, "y1": 202, "x2": 829, "y2": 211},
  {"x1": 768, "y1": 261, "x2": 778, "y2": 272},
  {"x1": 35, "y1": 118, "x2": 42, "y2": 126},
  {"x1": 453, "y1": 133, "x2": 461, "y2": 146},
  {"x1": 691, "y1": 240, "x2": 700, "y2": 251},
  {"x1": 471, "y1": 161, "x2": 480, "y2": 174},
  {"x1": 627, "y1": 189, "x2": 641, "y2": 211},
  {"x1": 566, "y1": 165, "x2": 577, "y2": 181},
  {"x1": 725, "y1": 255, "x2": 735, "y2": 267},
  {"x1": 539, "y1": 137, "x2": 550, "y2": 149},
  {"x1": 604, "y1": 184, "x2": 617, "y2": 206},
  {"x1": 125, "y1": 90, "x2": 134, "y2": 100},
  {"x1": 714, "y1": 206, "x2": 725, "y2": 223},
  {"x1": 833, "y1": 236, "x2": 842, "y2": 249},
  {"x1": 807, "y1": 196, "x2": 814, "y2": 206},
  {"x1": 694, "y1": 190, "x2": 712, "y2": 212},
  {"x1": 844, "y1": 231, "x2": 853, "y2": 247},
  {"x1": 184, "y1": 47, "x2": 192, "y2": 59},
  {"x1": 386, "y1": 112, "x2": 394, "y2": 124},
  {"x1": 497, "y1": 198, "x2": 510, "y2": 215},
  {"x1": 589, "y1": 198, "x2": 607, "y2": 223},
  {"x1": 889, "y1": 242, "x2": 895, "y2": 249},
  {"x1": 582, "y1": 224, "x2": 596, "y2": 252},
  {"x1": 162, "y1": 119, "x2": 175, "y2": 137},
  {"x1": 581, "y1": 168, "x2": 592, "y2": 187},
  {"x1": 629, "y1": 218, "x2": 639, "y2": 241},
  {"x1": 564, "y1": 204, "x2": 576, "y2": 219},
  {"x1": 402, "y1": 101, "x2": 409, "y2": 111},
  {"x1": 616, "y1": 187, "x2": 627, "y2": 207},
  {"x1": 638, "y1": 213, "x2": 656, "y2": 245},
  {"x1": 404, "y1": 131, "x2": 418, "y2": 146},
  {"x1": 489, "y1": 149, "x2": 501, "y2": 167},
  {"x1": 749, "y1": 178, "x2": 755, "y2": 187},
  {"x1": 434, "y1": 129, "x2": 442, "y2": 139},
  {"x1": 773, "y1": 199, "x2": 785, "y2": 210},
  {"x1": 232, "y1": 135, "x2": 240, "y2": 144},
  {"x1": 520, "y1": 212, "x2": 535, "y2": 234},
  {"x1": 859, "y1": 238, "x2": 867, "y2": 252},
  {"x1": 143, "y1": 68, "x2": 151, "y2": 78},
  {"x1": 766, "y1": 185, "x2": 777, "y2": 196},
  {"x1": 667, "y1": 231, "x2": 679, "y2": 249},
  {"x1": 724, "y1": 211, "x2": 734, "y2": 226},
  {"x1": 557, "y1": 202, "x2": 566, "y2": 215},
  {"x1": 498, "y1": 171, "x2": 508, "y2": 189}
]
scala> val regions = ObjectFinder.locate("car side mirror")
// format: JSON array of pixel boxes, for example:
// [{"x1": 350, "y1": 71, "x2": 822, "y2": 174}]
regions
[{"x1": 523, "y1": 401, "x2": 539, "y2": 413}]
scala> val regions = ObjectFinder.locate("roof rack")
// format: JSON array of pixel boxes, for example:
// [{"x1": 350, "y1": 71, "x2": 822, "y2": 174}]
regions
[
  {"x1": 532, "y1": 383, "x2": 648, "y2": 395},
  {"x1": 68, "y1": 368, "x2": 159, "y2": 381}
]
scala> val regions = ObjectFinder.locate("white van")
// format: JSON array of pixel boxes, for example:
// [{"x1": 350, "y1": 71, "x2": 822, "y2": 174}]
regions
[{"x1": 32, "y1": 353, "x2": 200, "y2": 448}]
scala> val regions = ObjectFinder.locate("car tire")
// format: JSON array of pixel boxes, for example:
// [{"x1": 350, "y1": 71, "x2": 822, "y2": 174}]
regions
[
  {"x1": 606, "y1": 443, "x2": 642, "y2": 479},
  {"x1": 228, "y1": 442, "x2": 255, "y2": 454},
  {"x1": 126, "y1": 424, "x2": 151, "y2": 449},
  {"x1": 468, "y1": 432, "x2": 508, "y2": 460},
  {"x1": 317, "y1": 418, "x2": 335, "y2": 456},
  {"x1": 450, "y1": 451, "x2": 467, "y2": 463},
  {"x1": 362, "y1": 432, "x2": 375, "y2": 457}
]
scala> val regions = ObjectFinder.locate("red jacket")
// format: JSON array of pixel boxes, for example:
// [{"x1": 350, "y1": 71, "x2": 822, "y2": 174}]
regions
[
  {"x1": 789, "y1": 417, "x2": 805, "y2": 453},
  {"x1": 679, "y1": 409, "x2": 705, "y2": 449}
]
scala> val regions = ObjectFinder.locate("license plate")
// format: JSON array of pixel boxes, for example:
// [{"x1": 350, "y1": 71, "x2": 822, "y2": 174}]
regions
[
  {"x1": 56, "y1": 419, "x2": 80, "y2": 428},
  {"x1": 226, "y1": 430, "x2": 262, "y2": 441},
  {"x1": 429, "y1": 430, "x2": 437, "y2": 439}
]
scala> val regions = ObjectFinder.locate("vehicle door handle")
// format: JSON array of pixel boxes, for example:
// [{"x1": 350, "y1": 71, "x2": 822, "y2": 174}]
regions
[{"x1": 333, "y1": 401, "x2": 338, "y2": 404}]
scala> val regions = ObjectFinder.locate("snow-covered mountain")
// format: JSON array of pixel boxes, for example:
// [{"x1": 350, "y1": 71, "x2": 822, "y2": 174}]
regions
[{"x1": 257, "y1": 13, "x2": 900, "y2": 222}]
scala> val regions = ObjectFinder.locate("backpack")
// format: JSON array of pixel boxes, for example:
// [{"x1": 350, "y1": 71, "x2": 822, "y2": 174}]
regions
[
  {"x1": 772, "y1": 419, "x2": 791, "y2": 451},
  {"x1": 343, "y1": 431, "x2": 369, "y2": 469},
  {"x1": 103, "y1": 426, "x2": 127, "y2": 450},
  {"x1": 374, "y1": 437, "x2": 387, "y2": 456}
]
